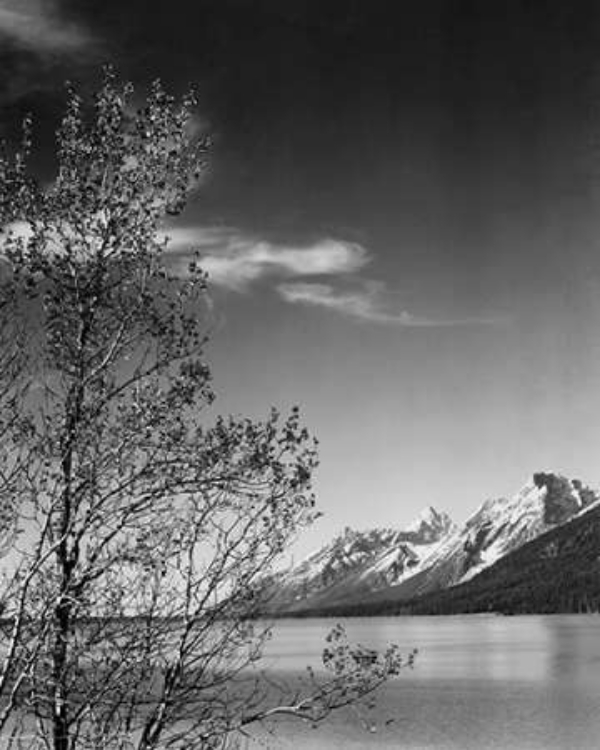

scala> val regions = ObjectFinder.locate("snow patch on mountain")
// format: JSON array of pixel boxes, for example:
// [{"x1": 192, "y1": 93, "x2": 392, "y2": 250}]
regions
[{"x1": 362, "y1": 532, "x2": 451, "y2": 587}]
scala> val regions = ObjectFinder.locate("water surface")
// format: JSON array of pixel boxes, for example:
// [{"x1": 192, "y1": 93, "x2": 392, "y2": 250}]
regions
[{"x1": 248, "y1": 615, "x2": 600, "y2": 749}]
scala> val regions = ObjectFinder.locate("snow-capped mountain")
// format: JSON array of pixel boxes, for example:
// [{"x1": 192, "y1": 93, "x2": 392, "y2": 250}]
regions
[
  {"x1": 271, "y1": 472, "x2": 599, "y2": 614},
  {"x1": 405, "y1": 472, "x2": 600, "y2": 598},
  {"x1": 402, "y1": 500, "x2": 600, "y2": 615},
  {"x1": 271, "y1": 507, "x2": 455, "y2": 610}
]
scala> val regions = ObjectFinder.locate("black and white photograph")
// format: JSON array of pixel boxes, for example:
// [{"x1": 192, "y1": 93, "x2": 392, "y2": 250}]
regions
[{"x1": 0, "y1": 1, "x2": 599, "y2": 748}]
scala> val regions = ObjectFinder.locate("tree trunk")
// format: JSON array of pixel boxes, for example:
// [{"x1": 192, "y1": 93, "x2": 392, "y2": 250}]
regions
[
  {"x1": 52, "y1": 381, "x2": 84, "y2": 750},
  {"x1": 52, "y1": 593, "x2": 70, "y2": 750}
]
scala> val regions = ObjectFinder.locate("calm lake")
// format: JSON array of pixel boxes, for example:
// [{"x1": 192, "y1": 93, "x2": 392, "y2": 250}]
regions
[{"x1": 248, "y1": 615, "x2": 600, "y2": 749}]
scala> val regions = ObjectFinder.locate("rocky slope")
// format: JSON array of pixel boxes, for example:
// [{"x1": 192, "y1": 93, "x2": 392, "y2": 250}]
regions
[{"x1": 270, "y1": 506, "x2": 455, "y2": 611}]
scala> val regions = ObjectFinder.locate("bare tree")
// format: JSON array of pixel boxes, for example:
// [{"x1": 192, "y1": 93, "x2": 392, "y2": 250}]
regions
[{"x1": 0, "y1": 70, "x2": 409, "y2": 750}]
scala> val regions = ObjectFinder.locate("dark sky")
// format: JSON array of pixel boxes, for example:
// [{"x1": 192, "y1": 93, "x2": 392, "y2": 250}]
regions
[{"x1": 3, "y1": 0, "x2": 600, "y2": 552}]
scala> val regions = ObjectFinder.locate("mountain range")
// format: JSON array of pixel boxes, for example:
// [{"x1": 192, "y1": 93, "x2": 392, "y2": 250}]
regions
[{"x1": 268, "y1": 472, "x2": 600, "y2": 616}]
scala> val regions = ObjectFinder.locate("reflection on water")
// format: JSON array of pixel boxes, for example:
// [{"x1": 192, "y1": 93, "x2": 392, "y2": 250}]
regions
[{"x1": 250, "y1": 615, "x2": 600, "y2": 749}]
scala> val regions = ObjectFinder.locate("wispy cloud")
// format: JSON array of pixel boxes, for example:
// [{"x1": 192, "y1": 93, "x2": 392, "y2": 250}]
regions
[
  {"x1": 0, "y1": 0, "x2": 92, "y2": 54},
  {"x1": 278, "y1": 281, "x2": 506, "y2": 327},
  {"x1": 163, "y1": 226, "x2": 506, "y2": 326},
  {"x1": 162, "y1": 226, "x2": 369, "y2": 290},
  {"x1": 4, "y1": 219, "x2": 503, "y2": 328}
]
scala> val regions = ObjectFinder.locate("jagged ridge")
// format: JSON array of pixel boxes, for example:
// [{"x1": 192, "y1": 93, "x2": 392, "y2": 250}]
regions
[
  {"x1": 272, "y1": 472, "x2": 599, "y2": 615},
  {"x1": 270, "y1": 506, "x2": 455, "y2": 611}
]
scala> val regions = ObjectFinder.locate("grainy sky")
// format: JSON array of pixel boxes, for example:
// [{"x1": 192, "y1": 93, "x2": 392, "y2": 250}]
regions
[{"x1": 3, "y1": 0, "x2": 600, "y2": 556}]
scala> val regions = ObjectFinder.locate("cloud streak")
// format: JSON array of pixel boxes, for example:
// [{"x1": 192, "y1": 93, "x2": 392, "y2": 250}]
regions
[
  {"x1": 163, "y1": 226, "x2": 369, "y2": 290},
  {"x1": 278, "y1": 281, "x2": 506, "y2": 327},
  {"x1": 0, "y1": 1, "x2": 92, "y2": 54},
  {"x1": 4, "y1": 220, "x2": 502, "y2": 328},
  {"x1": 163, "y1": 226, "x2": 505, "y2": 326}
]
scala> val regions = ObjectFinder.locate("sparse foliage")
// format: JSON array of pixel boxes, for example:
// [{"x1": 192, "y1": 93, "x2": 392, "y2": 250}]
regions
[{"x1": 0, "y1": 70, "x2": 406, "y2": 749}]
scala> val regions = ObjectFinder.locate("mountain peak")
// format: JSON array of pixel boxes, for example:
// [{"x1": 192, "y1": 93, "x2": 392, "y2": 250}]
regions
[
  {"x1": 530, "y1": 472, "x2": 599, "y2": 523},
  {"x1": 405, "y1": 506, "x2": 454, "y2": 539}
]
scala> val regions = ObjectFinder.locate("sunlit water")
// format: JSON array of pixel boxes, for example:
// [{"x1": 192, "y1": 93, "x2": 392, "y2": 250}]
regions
[{"x1": 246, "y1": 615, "x2": 600, "y2": 749}]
